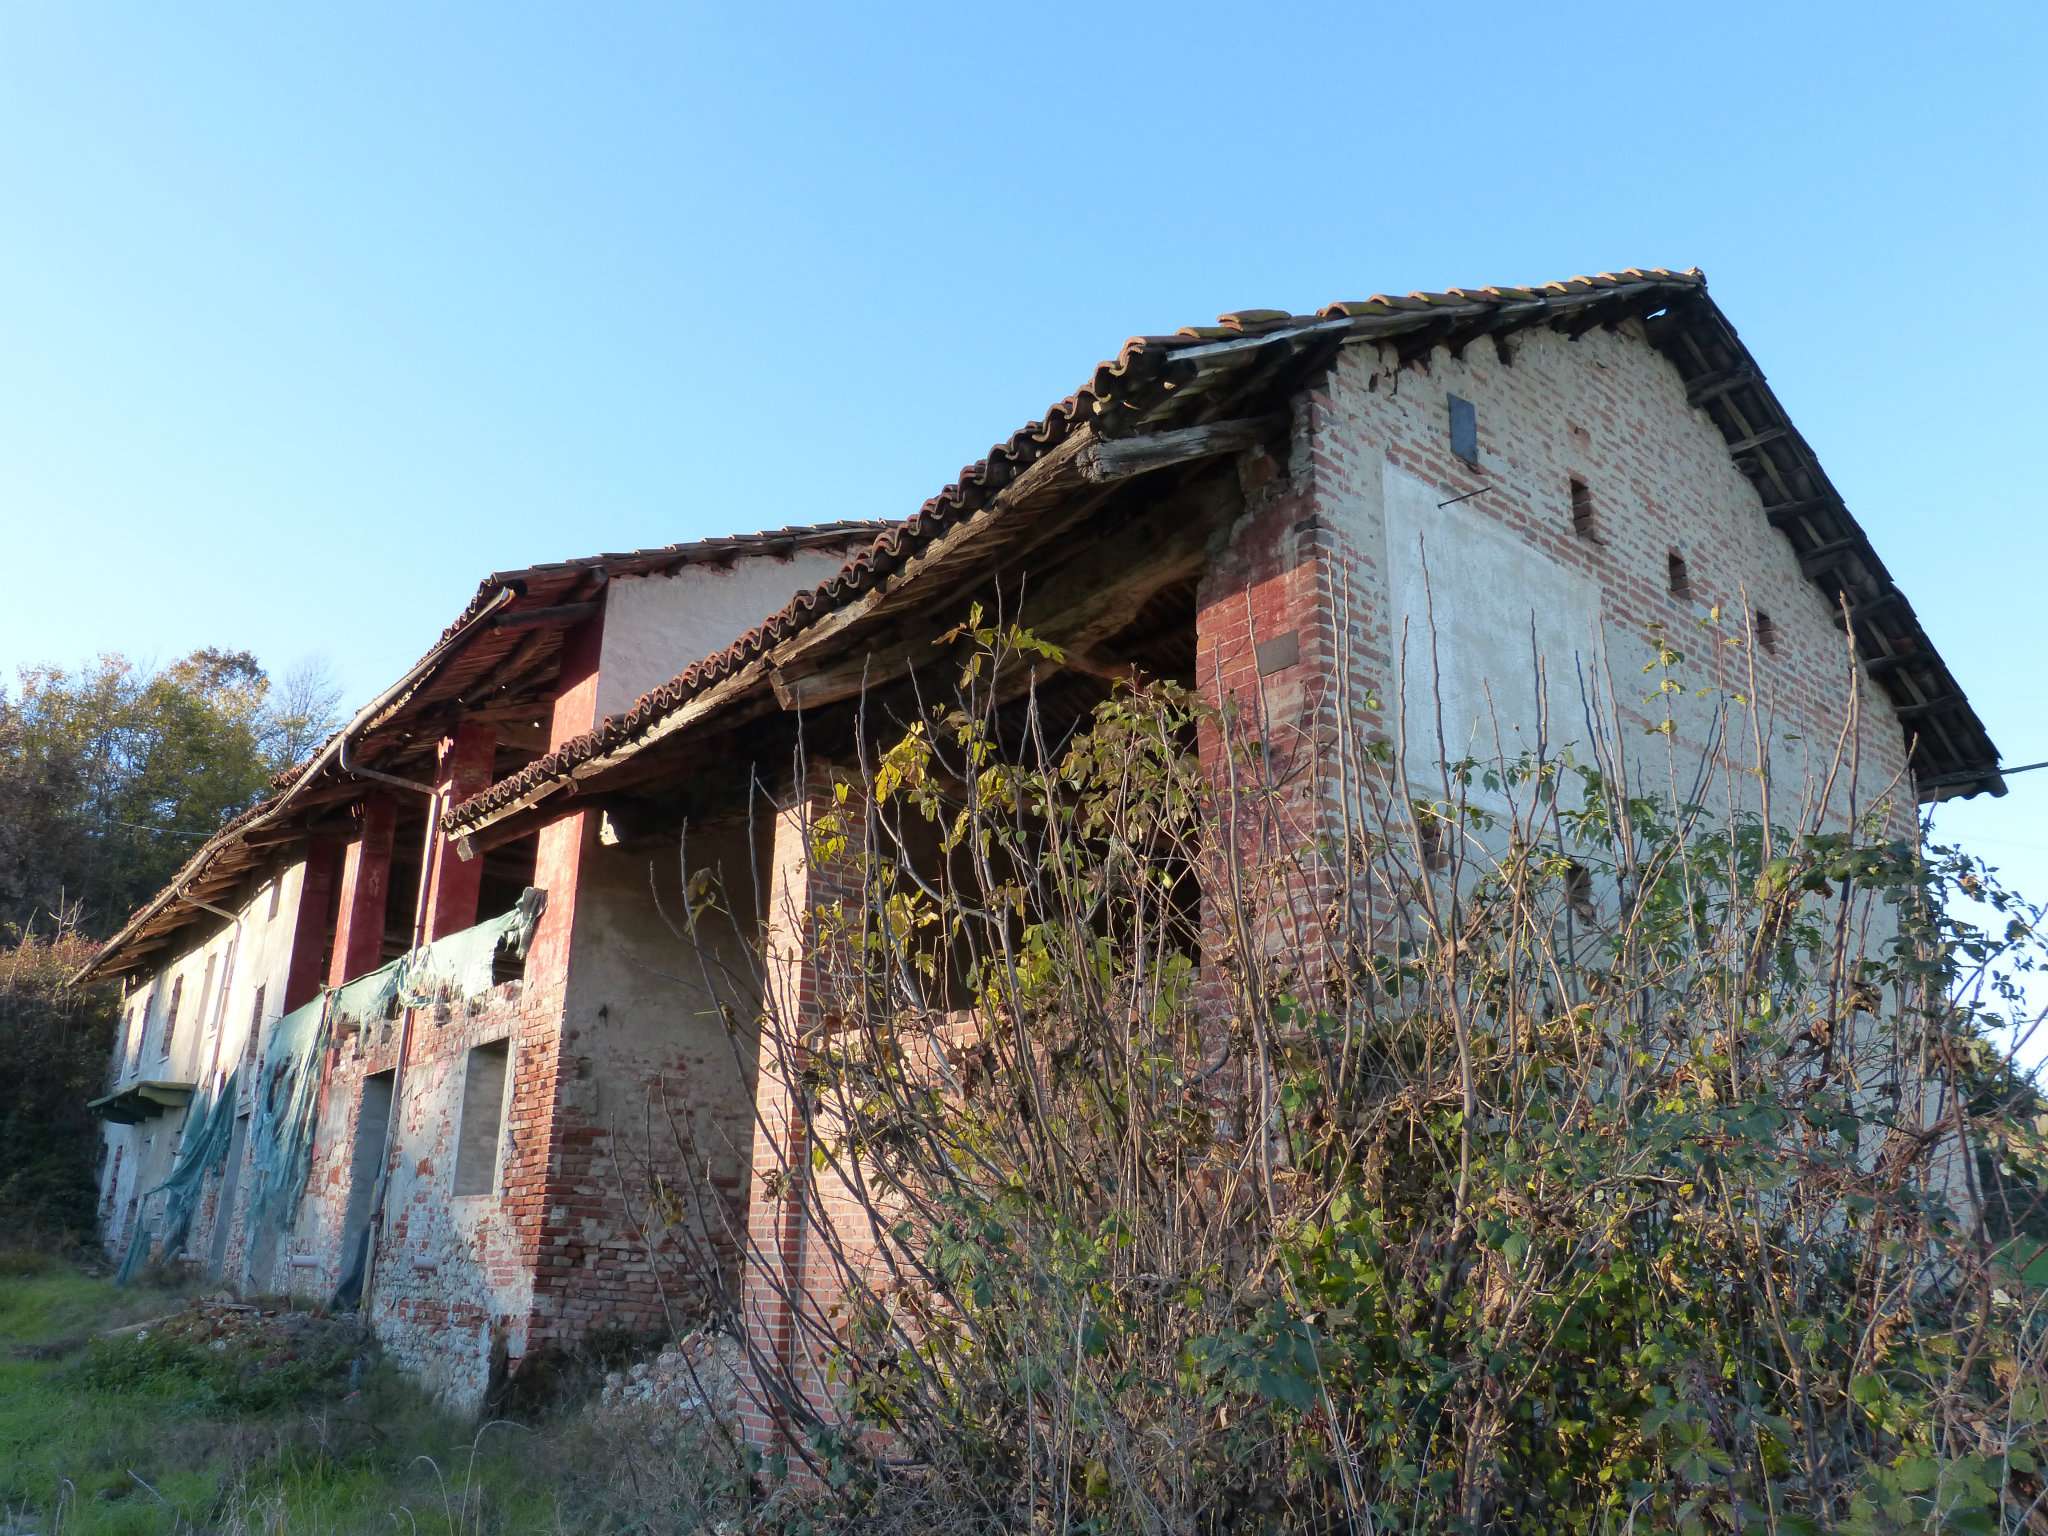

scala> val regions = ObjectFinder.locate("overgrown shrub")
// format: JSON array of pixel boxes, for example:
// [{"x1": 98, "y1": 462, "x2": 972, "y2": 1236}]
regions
[
  {"x1": 0, "y1": 921, "x2": 117, "y2": 1248},
  {"x1": 683, "y1": 617, "x2": 2046, "y2": 1533}
]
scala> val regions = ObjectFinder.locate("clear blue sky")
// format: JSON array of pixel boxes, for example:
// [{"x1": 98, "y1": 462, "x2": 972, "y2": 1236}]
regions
[{"x1": 1, "y1": 5, "x2": 2040, "y2": 1037}]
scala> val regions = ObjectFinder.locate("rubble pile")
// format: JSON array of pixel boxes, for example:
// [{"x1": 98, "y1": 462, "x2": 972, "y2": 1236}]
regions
[
  {"x1": 111, "y1": 1293, "x2": 364, "y2": 1373},
  {"x1": 597, "y1": 1329, "x2": 742, "y2": 1420}
]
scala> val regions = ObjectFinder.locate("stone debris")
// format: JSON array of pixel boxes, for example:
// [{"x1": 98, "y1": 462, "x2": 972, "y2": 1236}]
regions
[
  {"x1": 596, "y1": 1329, "x2": 742, "y2": 1420},
  {"x1": 100, "y1": 1292, "x2": 363, "y2": 1372}
]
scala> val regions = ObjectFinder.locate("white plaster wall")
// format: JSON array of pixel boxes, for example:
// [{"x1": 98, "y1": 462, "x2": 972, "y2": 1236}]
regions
[
  {"x1": 593, "y1": 548, "x2": 858, "y2": 721},
  {"x1": 1320, "y1": 323, "x2": 1914, "y2": 840},
  {"x1": 1381, "y1": 460, "x2": 1606, "y2": 799},
  {"x1": 95, "y1": 858, "x2": 314, "y2": 1260}
]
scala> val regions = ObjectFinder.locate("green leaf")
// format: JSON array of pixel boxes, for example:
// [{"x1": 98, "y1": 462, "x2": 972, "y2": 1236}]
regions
[{"x1": 1893, "y1": 1456, "x2": 1938, "y2": 1493}]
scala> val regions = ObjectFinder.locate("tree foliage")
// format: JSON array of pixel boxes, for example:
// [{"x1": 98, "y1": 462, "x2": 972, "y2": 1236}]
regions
[
  {"x1": 0, "y1": 922, "x2": 118, "y2": 1245},
  {"x1": 0, "y1": 649, "x2": 343, "y2": 940}
]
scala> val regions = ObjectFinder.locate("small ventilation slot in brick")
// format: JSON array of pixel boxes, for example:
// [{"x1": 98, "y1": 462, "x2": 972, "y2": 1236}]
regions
[
  {"x1": 1755, "y1": 611, "x2": 1779, "y2": 655},
  {"x1": 1667, "y1": 551, "x2": 1693, "y2": 601},
  {"x1": 1447, "y1": 394, "x2": 1479, "y2": 466},
  {"x1": 1569, "y1": 477, "x2": 1595, "y2": 538}
]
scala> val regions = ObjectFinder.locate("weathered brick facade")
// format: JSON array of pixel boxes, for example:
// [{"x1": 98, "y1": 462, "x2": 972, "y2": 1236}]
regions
[{"x1": 88, "y1": 275, "x2": 1993, "y2": 1432}]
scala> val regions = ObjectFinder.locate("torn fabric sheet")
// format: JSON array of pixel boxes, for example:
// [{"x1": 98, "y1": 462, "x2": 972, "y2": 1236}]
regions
[{"x1": 114, "y1": 1068, "x2": 239, "y2": 1284}]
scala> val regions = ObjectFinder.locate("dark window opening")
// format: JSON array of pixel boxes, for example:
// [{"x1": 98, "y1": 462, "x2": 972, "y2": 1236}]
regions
[
  {"x1": 1569, "y1": 477, "x2": 1596, "y2": 538},
  {"x1": 1564, "y1": 861, "x2": 1596, "y2": 921},
  {"x1": 243, "y1": 984, "x2": 266, "y2": 1070},
  {"x1": 1755, "y1": 611, "x2": 1779, "y2": 655},
  {"x1": 1448, "y1": 394, "x2": 1479, "y2": 466},
  {"x1": 476, "y1": 832, "x2": 538, "y2": 926},
  {"x1": 1667, "y1": 551, "x2": 1693, "y2": 602},
  {"x1": 479, "y1": 831, "x2": 540, "y2": 984},
  {"x1": 453, "y1": 1040, "x2": 510, "y2": 1197},
  {"x1": 160, "y1": 976, "x2": 183, "y2": 1060},
  {"x1": 1416, "y1": 811, "x2": 1451, "y2": 872},
  {"x1": 266, "y1": 879, "x2": 282, "y2": 921},
  {"x1": 334, "y1": 1071, "x2": 393, "y2": 1303}
]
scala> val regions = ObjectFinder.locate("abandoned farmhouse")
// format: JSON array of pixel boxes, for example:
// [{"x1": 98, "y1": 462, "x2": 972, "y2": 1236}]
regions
[{"x1": 85, "y1": 268, "x2": 2004, "y2": 1435}]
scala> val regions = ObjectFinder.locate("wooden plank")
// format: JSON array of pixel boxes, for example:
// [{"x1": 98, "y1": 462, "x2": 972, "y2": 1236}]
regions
[
  {"x1": 1075, "y1": 415, "x2": 1280, "y2": 484},
  {"x1": 1685, "y1": 368, "x2": 1759, "y2": 406},
  {"x1": 1765, "y1": 497, "x2": 1829, "y2": 529},
  {"x1": 1725, "y1": 426, "x2": 1789, "y2": 455},
  {"x1": 1796, "y1": 537, "x2": 1861, "y2": 575},
  {"x1": 1896, "y1": 695, "x2": 1963, "y2": 721},
  {"x1": 492, "y1": 600, "x2": 600, "y2": 633}
]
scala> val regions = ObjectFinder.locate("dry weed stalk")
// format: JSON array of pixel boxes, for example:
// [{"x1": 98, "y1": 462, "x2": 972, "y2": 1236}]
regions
[{"x1": 637, "y1": 610, "x2": 2045, "y2": 1535}]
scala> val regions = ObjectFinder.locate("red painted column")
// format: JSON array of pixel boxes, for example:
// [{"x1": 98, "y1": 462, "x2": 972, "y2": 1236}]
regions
[
  {"x1": 422, "y1": 723, "x2": 498, "y2": 941},
  {"x1": 283, "y1": 839, "x2": 342, "y2": 1012},
  {"x1": 522, "y1": 615, "x2": 605, "y2": 987},
  {"x1": 327, "y1": 797, "x2": 397, "y2": 988}
]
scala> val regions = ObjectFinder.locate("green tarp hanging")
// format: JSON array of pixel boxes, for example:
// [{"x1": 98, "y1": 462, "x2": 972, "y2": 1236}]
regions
[
  {"x1": 114, "y1": 1067, "x2": 239, "y2": 1285},
  {"x1": 243, "y1": 992, "x2": 334, "y2": 1236},
  {"x1": 114, "y1": 889, "x2": 547, "y2": 1287}
]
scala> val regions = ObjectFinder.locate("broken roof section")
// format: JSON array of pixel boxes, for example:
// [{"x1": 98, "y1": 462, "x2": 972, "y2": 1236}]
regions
[
  {"x1": 443, "y1": 267, "x2": 2005, "y2": 845},
  {"x1": 80, "y1": 522, "x2": 885, "y2": 982}
]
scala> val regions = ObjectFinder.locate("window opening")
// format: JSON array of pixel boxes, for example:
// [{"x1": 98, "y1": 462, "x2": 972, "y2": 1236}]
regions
[
  {"x1": 160, "y1": 976, "x2": 183, "y2": 1061},
  {"x1": 1667, "y1": 551, "x2": 1693, "y2": 601},
  {"x1": 453, "y1": 1040, "x2": 511, "y2": 1197},
  {"x1": 1569, "y1": 477, "x2": 1596, "y2": 538}
]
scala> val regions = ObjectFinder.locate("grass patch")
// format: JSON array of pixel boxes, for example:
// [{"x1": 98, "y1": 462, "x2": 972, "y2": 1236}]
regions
[{"x1": 0, "y1": 1253, "x2": 748, "y2": 1534}]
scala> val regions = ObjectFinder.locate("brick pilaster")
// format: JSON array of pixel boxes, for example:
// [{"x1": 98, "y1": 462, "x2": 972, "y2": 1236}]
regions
[
  {"x1": 737, "y1": 761, "x2": 866, "y2": 1455},
  {"x1": 1192, "y1": 434, "x2": 1340, "y2": 1026}
]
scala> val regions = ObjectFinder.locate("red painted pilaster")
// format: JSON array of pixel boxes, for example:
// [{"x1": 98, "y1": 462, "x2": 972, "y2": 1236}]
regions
[
  {"x1": 327, "y1": 797, "x2": 397, "y2": 988},
  {"x1": 523, "y1": 613, "x2": 604, "y2": 989},
  {"x1": 422, "y1": 723, "x2": 498, "y2": 941},
  {"x1": 283, "y1": 839, "x2": 342, "y2": 1012}
]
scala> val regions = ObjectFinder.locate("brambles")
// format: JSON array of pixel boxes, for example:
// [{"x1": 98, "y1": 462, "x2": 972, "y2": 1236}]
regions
[{"x1": 702, "y1": 619, "x2": 2047, "y2": 1533}]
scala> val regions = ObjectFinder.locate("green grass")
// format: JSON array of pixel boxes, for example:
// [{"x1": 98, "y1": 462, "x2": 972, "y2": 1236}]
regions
[{"x1": 0, "y1": 1251, "x2": 740, "y2": 1535}]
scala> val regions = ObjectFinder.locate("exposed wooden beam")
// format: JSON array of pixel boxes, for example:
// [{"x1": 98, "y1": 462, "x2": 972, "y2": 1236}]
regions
[
  {"x1": 461, "y1": 627, "x2": 557, "y2": 707},
  {"x1": 1845, "y1": 591, "x2": 1906, "y2": 625},
  {"x1": 1726, "y1": 425, "x2": 1789, "y2": 456},
  {"x1": 1796, "y1": 537, "x2": 1862, "y2": 576},
  {"x1": 1897, "y1": 695, "x2": 1963, "y2": 721},
  {"x1": 771, "y1": 477, "x2": 1231, "y2": 713},
  {"x1": 493, "y1": 600, "x2": 600, "y2": 633},
  {"x1": 1074, "y1": 415, "x2": 1282, "y2": 484},
  {"x1": 1686, "y1": 368, "x2": 1759, "y2": 407},
  {"x1": 1765, "y1": 497, "x2": 1830, "y2": 529}
]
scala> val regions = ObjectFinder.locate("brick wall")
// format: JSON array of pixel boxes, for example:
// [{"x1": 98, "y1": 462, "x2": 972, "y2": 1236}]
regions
[
  {"x1": 1299, "y1": 320, "x2": 1914, "y2": 841},
  {"x1": 731, "y1": 318, "x2": 1931, "y2": 1455},
  {"x1": 736, "y1": 762, "x2": 879, "y2": 1454}
]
